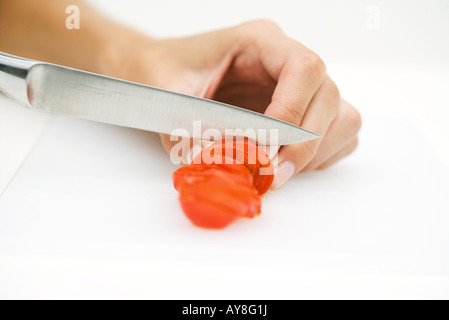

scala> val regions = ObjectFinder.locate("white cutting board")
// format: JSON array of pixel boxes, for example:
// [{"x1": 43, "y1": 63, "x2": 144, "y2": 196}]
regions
[
  {"x1": 0, "y1": 108, "x2": 448, "y2": 299},
  {"x1": 2, "y1": 0, "x2": 449, "y2": 297}
]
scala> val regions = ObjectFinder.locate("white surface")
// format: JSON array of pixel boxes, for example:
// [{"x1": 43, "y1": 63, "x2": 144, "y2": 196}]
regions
[
  {"x1": 1, "y1": 0, "x2": 449, "y2": 299},
  {"x1": 0, "y1": 94, "x2": 50, "y2": 194},
  {"x1": 0, "y1": 114, "x2": 448, "y2": 299}
]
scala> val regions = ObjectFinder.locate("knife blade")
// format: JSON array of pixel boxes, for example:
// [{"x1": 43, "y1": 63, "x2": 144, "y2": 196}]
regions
[{"x1": 0, "y1": 52, "x2": 319, "y2": 145}]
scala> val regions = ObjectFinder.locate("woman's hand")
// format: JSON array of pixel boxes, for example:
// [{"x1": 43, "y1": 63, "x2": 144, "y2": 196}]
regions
[
  {"x1": 108, "y1": 20, "x2": 361, "y2": 190},
  {"x1": 0, "y1": 0, "x2": 360, "y2": 191}
]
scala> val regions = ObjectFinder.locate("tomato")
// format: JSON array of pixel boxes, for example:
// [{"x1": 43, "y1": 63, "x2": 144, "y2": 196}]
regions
[
  {"x1": 173, "y1": 139, "x2": 274, "y2": 229},
  {"x1": 173, "y1": 164, "x2": 261, "y2": 228},
  {"x1": 193, "y1": 139, "x2": 274, "y2": 195},
  {"x1": 173, "y1": 164, "x2": 253, "y2": 192}
]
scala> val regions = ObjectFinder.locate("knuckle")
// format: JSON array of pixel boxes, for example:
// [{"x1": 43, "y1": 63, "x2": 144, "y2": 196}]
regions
[
  {"x1": 346, "y1": 105, "x2": 362, "y2": 135},
  {"x1": 302, "y1": 154, "x2": 322, "y2": 172},
  {"x1": 344, "y1": 137, "x2": 359, "y2": 157},
  {"x1": 301, "y1": 140, "x2": 320, "y2": 163},
  {"x1": 254, "y1": 19, "x2": 281, "y2": 30},
  {"x1": 283, "y1": 104, "x2": 306, "y2": 124},
  {"x1": 349, "y1": 137, "x2": 359, "y2": 151},
  {"x1": 240, "y1": 19, "x2": 282, "y2": 33},
  {"x1": 285, "y1": 140, "x2": 320, "y2": 172},
  {"x1": 322, "y1": 78, "x2": 341, "y2": 117},
  {"x1": 301, "y1": 52, "x2": 326, "y2": 76},
  {"x1": 325, "y1": 78, "x2": 341, "y2": 102}
]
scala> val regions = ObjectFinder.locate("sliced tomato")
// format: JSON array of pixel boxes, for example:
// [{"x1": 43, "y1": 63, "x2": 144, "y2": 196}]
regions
[
  {"x1": 173, "y1": 139, "x2": 273, "y2": 229},
  {"x1": 173, "y1": 165, "x2": 261, "y2": 228},
  {"x1": 173, "y1": 163, "x2": 253, "y2": 192},
  {"x1": 181, "y1": 178, "x2": 261, "y2": 219},
  {"x1": 193, "y1": 139, "x2": 274, "y2": 195}
]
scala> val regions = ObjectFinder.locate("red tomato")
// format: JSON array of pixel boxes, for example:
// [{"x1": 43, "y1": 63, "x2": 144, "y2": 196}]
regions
[
  {"x1": 173, "y1": 164, "x2": 253, "y2": 192},
  {"x1": 172, "y1": 140, "x2": 273, "y2": 229},
  {"x1": 173, "y1": 164, "x2": 261, "y2": 229},
  {"x1": 193, "y1": 139, "x2": 274, "y2": 195}
]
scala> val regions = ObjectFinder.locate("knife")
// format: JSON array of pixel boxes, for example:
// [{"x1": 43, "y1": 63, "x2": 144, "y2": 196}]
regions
[{"x1": 0, "y1": 52, "x2": 318, "y2": 145}]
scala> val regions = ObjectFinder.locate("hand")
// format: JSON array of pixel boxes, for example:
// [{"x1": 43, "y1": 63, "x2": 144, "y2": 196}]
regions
[{"x1": 109, "y1": 20, "x2": 361, "y2": 190}]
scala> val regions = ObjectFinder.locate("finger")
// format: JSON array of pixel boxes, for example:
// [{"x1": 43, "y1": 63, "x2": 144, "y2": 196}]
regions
[
  {"x1": 270, "y1": 77, "x2": 340, "y2": 190},
  {"x1": 302, "y1": 99, "x2": 362, "y2": 171},
  {"x1": 316, "y1": 137, "x2": 359, "y2": 170},
  {"x1": 258, "y1": 145, "x2": 280, "y2": 160},
  {"x1": 263, "y1": 45, "x2": 327, "y2": 126},
  {"x1": 160, "y1": 134, "x2": 203, "y2": 165},
  {"x1": 236, "y1": 20, "x2": 325, "y2": 123}
]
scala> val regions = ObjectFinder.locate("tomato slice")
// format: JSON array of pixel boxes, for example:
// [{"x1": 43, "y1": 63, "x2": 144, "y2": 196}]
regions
[
  {"x1": 173, "y1": 163, "x2": 253, "y2": 192},
  {"x1": 172, "y1": 139, "x2": 273, "y2": 229},
  {"x1": 180, "y1": 178, "x2": 261, "y2": 223},
  {"x1": 174, "y1": 165, "x2": 261, "y2": 228},
  {"x1": 193, "y1": 139, "x2": 274, "y2": 195}
]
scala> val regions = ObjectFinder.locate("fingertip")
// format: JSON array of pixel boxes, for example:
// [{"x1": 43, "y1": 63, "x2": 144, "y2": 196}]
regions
[{"x1": 270, "y1": 160, "x2": 296, "y2": 191}]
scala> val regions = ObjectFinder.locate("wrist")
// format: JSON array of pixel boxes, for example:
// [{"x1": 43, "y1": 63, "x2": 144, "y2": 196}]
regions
[{"x1": 95, "y1": 23, "x2": 155, "y2": 79}]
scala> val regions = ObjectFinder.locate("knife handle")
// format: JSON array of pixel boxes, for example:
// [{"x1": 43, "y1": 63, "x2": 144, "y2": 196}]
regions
[{"x1": 0, "y1": 52, "x2": 37, "y2": 107}]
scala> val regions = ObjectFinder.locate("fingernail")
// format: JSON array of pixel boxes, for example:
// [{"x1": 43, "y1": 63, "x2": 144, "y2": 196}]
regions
[{"x1": 271, "y1": 161, "x2": 296, "y2": 190}]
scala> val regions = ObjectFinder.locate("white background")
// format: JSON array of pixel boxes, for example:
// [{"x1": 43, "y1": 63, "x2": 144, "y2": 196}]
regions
[{"x1": 0, "y1": 0, "x2": 448, "y2": 299}]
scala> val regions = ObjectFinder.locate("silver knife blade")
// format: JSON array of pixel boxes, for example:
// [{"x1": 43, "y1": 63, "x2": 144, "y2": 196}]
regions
[{"x1": 1, "y1": 53, "x2": 319, "y2": 145}]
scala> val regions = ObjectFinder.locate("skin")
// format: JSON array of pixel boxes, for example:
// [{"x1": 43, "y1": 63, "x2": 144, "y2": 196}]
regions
[{"x1": 0, "y1": 0, "x2": 361, "y2": 190}]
